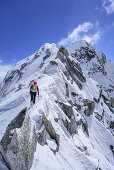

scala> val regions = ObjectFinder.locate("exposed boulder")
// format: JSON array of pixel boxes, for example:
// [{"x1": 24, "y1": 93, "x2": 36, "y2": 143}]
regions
[
  {"x1": 0, "y1": 108, "x2": 37, "y2": 170},
  {"x1": 110, "y1": 97, "x2": 114, "y2": 108},
  {"x1": 50, "y1": 60, "x2": 58, "y2": 66},
  {"x1": 83, "y1": 99, "x2": 95, "y2": 116},
  {"x1": 71, "y1": 92, "x2": 78, "y2": 97},
  {"x1": 110, "y1": 121, "x2": 114, "y2": 129}
]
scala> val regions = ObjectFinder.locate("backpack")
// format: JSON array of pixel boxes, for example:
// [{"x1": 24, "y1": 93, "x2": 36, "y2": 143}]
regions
[{"x1": 31, "y1": 85, "x2": 37, "y2": 92}]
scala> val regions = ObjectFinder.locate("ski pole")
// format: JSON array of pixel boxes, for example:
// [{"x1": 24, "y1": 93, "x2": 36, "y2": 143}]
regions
[{"x1": 38, "y1": 95, "x2": 39, "y2": 101}]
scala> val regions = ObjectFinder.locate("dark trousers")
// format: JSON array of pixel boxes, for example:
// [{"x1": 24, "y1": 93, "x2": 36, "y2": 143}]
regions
[{"x1": 31, "y1": 92, "x2": 36, "y2": 104}]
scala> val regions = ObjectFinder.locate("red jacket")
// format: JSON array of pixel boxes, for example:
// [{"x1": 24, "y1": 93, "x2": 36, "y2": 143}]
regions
[{"x1": 30, "y1": 84, "x2": 39, "y2": 95}]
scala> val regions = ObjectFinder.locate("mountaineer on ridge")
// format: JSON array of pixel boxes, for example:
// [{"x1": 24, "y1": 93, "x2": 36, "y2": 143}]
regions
[{"x1": 30, "y1": 81, "x2": 39, "y2": 104}]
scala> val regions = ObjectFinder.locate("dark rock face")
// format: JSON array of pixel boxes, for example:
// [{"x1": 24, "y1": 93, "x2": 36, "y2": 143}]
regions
[
  {"x1": 20, "y1": 63, "x2": 27, "y2": 71},
  {"x1": 110, "y1": 98, "x2": 114, "y2": 108},
  {"x1": 37, "y1": 128, "x2": 47, "y2": 146},
  {"x1": 61, "y1": 102, "x2": 73, "y2": 119},
  {"x1": 34, "y1": 53, "x2": 40, "y2": 59},
  {"x1": 71, "y1": 44, "x2": 96, "y2": 62},
  {"x1": 82, "y1": 120, "x2": 89, "y2": 136},
  {"x1": 65, "y1": 83, "x2": 69, "y2": 98},
  {"x1": 71, "y1": 44, "x2": 107, "y2": 76},
  {"x1": 83, "y1": 99, "x2": 95, "y2": 116},
  {"x1": 0, "y1": 108, "x2": 37, "y2": 170},
  {"x1": 66, "y1": 57, "x2": 86, "y2": 86},
  {"x1": 56, "y1": 46, "x2": 69, "y2": 63},
  {"x1": 1, "y1": 108, "x2": 27, "y2": 151},
  {"x1": 110, "y1": 145, "x2": 114, "y2": 155},
  {"x1": 42, "y1": 114, "x2": 60, "y2": 148},
  {"x1": 62, "y1": 117, "x2": 78, "y2": 135},
  {"x1": 59, "y1": 102, "x2": 78, "y2": 135},
  {"x1": 76, "y1": 117, "x2": 89, "y2": 136},
  {"x1": 110, "y1": 121, "x2": 114, "y2": 129},
  {"x1": 71, "y1": 92, "x2": 78, "y2": 97},
  {"x1": 94, "y1": 112, "x2": 103, "y2": 121},
  {"x1": 0, "y1": 145, "x2": 12, "y2": 170},
  {"x1": 37, "y1": 113, "x2": 60, "y2": 152},
  {"x1": 46, "y1": 49, "x2": 51, "y2": 56},
  {"x1": 58, "y1": 46, "x2": 69, "y2": 57},
  {"x1": 63, "y1": 70, "x2": 70, "y2": 81},
  {"x1": 50, "y1": 60, "x2": 58, "y2": 66},
  {"x1": 4, "y1": 69, "x2": 23, "y2": 84},
  {"x1": 57, "y1": 46, "x2": 86, "y2": 90}
]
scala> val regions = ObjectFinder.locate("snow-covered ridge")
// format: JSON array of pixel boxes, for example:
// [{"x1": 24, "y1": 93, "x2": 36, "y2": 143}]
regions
[{"x1": 0, "y1": 41, "x2": 114, "y2": 170}]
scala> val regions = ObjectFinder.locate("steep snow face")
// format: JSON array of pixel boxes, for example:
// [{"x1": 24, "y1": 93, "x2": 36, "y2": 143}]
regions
[
  {"x1": 0, "y1": 42, "x2": 114, "y2": 170},
  {"x1": 0, "y1": 43, "x2": 58, "y2": 98}
]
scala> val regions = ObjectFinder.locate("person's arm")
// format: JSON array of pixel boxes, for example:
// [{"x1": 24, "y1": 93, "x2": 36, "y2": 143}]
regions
[
  {"x1": 37, "y1": 86, "x2": 39, "y2": 95},
  {"x1": 30, "y1": 85, "x2": 33, "y2": 93}
]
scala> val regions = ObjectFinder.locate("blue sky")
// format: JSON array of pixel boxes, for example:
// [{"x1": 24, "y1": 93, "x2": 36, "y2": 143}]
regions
[{"x1": 0, "y1": 0, "x2": 114, "y2": 82}]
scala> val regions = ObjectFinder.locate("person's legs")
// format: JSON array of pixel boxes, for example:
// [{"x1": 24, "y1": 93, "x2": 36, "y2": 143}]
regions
[
  {"x1": 31, "y1": 92, "x2": 33, "y2": 101},
  {"x1": 33, "y1": 92, "x2": 36, "y2": 104}
]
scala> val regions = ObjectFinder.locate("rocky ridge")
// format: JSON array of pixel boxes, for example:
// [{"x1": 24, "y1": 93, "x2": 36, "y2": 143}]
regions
[{"x1": 0, "y1": 41, "x2": 114, "y2": 170}]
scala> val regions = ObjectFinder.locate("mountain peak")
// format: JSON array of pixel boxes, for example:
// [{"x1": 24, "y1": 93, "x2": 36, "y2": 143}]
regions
[{"x1": 67, "y1": 40, "x2": 89, "y2": 52}]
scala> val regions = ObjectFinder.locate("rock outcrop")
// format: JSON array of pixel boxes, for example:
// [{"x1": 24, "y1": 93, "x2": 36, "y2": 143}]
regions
[
  {"x1": 0, "y1": 108, "x2": 37, "y2": 170},
  {"x1": 59, "y1": 102, "x2": 78, "y2": 135},
  {"x1": 37, "y1": 113, "x2": 60, "y2": 153},
  {"x1": 110, "y1": 97, "x2": 114, "y2": 108},
  {"x1": 56, "y1": 46, "x2": 86, "y2": 90},
  {"x1": 83, "y1": 99, "x2": 95, "y2": 116}
]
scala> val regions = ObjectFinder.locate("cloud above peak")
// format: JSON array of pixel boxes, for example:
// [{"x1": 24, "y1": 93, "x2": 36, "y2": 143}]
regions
[
  {"x1": 103, "y1": 0, "x2": 114, "y2": 14},
  {"x1": 58, "y1": 22, "x2": 101, "y2": 47}
]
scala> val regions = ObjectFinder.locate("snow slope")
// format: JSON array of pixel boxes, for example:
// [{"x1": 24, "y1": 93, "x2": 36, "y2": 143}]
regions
[{"x1": 0, "y1": 41, "x2": 114, "y2": 170}]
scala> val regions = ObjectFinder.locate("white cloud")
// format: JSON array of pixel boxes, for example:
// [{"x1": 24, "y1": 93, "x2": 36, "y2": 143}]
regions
[
  {"x1": 58, "y1": 22, "x2": 101, "y2": 46},
  {"x1": 0, "y1": 60, "x2": 3, "y2": 63},
  {"x1": 0, "y1": 64, "x2": 12, "y2": 84},
  {"x1": 103, "y1": 0, "x2": 114, "y2": 14},
  {"x1": 82, "y1": 32, "x2": 101, "y2": 44}
]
